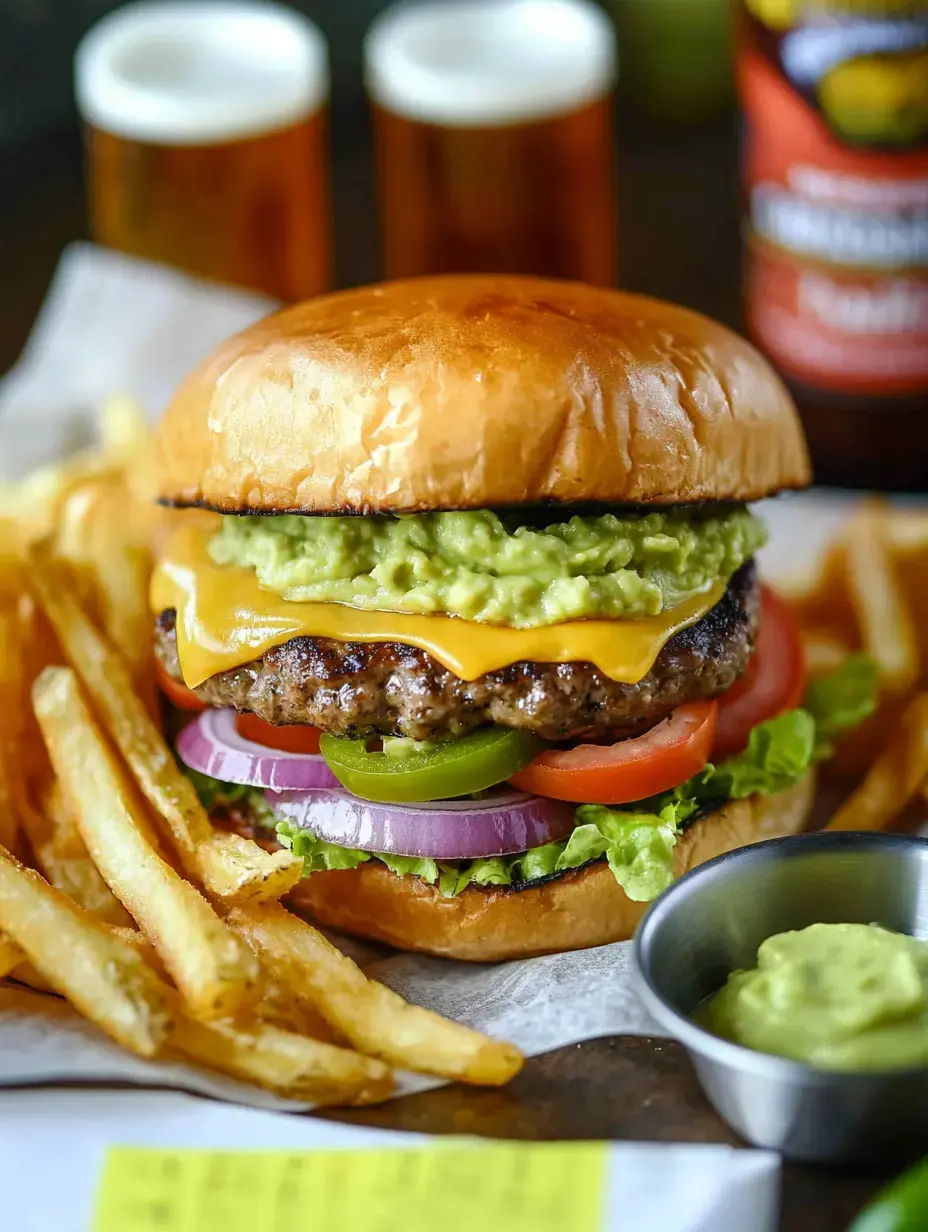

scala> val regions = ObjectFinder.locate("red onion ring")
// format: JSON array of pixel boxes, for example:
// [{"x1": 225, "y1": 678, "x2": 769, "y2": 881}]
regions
[
  {"x1": 176, "y1": 709, "x2": 339, "y2": 792},
  {"x1": 268, "y1": 786, "x2": 576, "y2": 860}
]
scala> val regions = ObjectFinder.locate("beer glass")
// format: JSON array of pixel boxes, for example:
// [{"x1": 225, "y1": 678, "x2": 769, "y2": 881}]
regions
[
  {"x1": 365, "y1": 0, "x2": 617, "y2": 284},
  {"x1": 77, "y1": 1, "x2": 330, "y2": 301}
]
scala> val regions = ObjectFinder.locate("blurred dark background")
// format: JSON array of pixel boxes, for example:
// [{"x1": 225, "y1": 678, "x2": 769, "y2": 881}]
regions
[{"x1": 0, "y1": 0, "x2": 740, "y2": 372}]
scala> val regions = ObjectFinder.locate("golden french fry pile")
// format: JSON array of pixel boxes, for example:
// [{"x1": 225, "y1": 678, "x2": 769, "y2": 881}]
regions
[
  {"x1": 785, "y1": 498, "x2": 928, "y2": 834},
  {"x1": 0, "y1": 398, "x2": 523, "y2": 1105}
]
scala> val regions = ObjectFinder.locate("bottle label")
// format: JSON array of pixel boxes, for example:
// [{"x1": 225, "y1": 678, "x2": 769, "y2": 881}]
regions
[{"x1": 739, "y1": 2, "x2": 928, "y2": 396}]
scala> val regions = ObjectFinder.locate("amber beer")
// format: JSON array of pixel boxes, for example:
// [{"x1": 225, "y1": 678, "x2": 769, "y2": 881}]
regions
[
  {"x1": 76, "y1": 3, "x2": 330, "y2": 302},
  {"x1": 365, "y1": 0, "x2": 617, "y2": 284},
  {"x1": 86, "y1": 115, "x2": 328, "y2": 302}
]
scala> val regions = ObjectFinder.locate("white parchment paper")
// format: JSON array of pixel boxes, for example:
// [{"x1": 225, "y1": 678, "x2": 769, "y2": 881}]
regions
[
  {"x1": 0, "y1": 243, "x2": 275, "y2": 478},
  {"x1": 0, "y1": 942, "x2": 656, "y2": 1108}
]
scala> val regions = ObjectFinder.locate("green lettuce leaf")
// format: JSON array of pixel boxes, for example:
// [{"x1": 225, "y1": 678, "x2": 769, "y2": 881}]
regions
[
  {"x1": 273, "y1": 814, "x2": 676, "y2": 902},
  {"x1": 183, "y1": 768, "x2": 278, "y2": 827},
  {"x1": 186, "y1": 659, "x2": 878, "y2": 904},
  {"x1": 277, "y1": 826, "x2": 445, "y2": 883},
  {"x1": 563, "y1": 810, "x2": 677, "y2": 900},
  {"x1": 438, "y1": 857, "x2": 512, "y2": 897},
  {"x1": 804, "y1": 653, "x2": 878, "y2": 758},
  {"x1": 507, "y1": 841, "x2": 563, "y2": 884},
  {"x1": 278, "y1": 827, "x2": 372, "y2": 873},
  {"x1": 700, "y1": 708, "x2": 817, "y2": 800}
]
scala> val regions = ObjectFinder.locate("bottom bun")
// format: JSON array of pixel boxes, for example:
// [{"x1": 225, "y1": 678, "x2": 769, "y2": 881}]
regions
[{"x1": 286, "y1": 771, "x2": 816, "y2": 962}]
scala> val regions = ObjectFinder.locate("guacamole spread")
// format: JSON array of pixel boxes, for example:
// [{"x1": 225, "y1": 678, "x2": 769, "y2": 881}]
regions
[
  {"x1": 209, "y1": 506, "x2": 766, "y2": 628},
  {"x1": 700, "y1": 923, "x2": 928, "y2": 1071}
]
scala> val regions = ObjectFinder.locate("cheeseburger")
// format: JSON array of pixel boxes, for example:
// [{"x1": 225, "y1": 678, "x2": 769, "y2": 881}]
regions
[{"x1": 152, "y1": 275, "x2": 859, "y2": 962}]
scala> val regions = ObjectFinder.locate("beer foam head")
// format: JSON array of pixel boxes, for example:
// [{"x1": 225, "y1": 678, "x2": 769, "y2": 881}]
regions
[
  {"x1": 76, "y1": 1, "x2": 328, "y2": 145},
  {"x1": 365, "y1": 0, "x2": 617, "y2": 126}
]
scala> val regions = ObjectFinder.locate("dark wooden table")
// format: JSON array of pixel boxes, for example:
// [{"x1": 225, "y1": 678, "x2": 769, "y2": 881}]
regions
[{"x1": 0, "y1": 118, "x2": 890, "y2": 1232}]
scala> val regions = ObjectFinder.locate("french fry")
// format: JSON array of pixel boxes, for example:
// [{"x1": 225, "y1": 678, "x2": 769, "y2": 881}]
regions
[
  {"x1": 100, "y1": 393, "x2": 150, "y2": 463},
  {"x1": 881, "y1": 511, "x2": 928, "y2": 557},
  {"x1": 29, "y1": 544, "x2": 302, "y2": 903},
  {"x1": 33, "y1": 841, "x2": 132, "y2": 927},
  {"x1": 54, "y1": 483, "x2": 101, "y2": 614},
  {"x1": 227, "y1": 902, "x2": 524, "y2": 1086},
  {"x1": 94, "y1": 534, "x2": 155, "y2": 709},
  {"x1": 112, "y1": 922, "x2": 334, "y2": 1042},
  {"x1": 0, "y1": 606, "x2": 25, "y2": 852},
  {"x1": 0, "y1": 547, "x2": 55, "y2": 793},
  {"x1": 33, "y1": 667, "x2": 259, "y2": 1019},
  {"x1": 3, "y1": 903, "x2": 381, "y2": 1103},
  {"x1": 108, "y1": 923, "x2": 158, "y2": 959},
  {"x1": 55, "y1": 478, "x2": 157, "y2": 710},
  {"x1": 15, "y1": 589, "x2": 57, "y2": 792},
  {"x1": 194, "y1": 829, "x2": 305, "y2": 903},
  {"x1": 9, "y1": 962, "x2": 56, "y2": 994},
  {"x1": 827, "y1": 693, "x2": 928, "y2": 832},
  {"x1": 0, "y1": 768, "x2": 18, "y2": 857},
  {"x1": 0, "y1": 843, "x2": 170, "y2": 1055},
  {"x1": 102, "y1": 395, "x2": 179, "y2": 556},
  {"x1": 0, "y1": 605, "x2": 23, "y2": 735},
  {"x1": 33, "y1": 781, "x2": 134, "y2": 927},
  {"x1": 0, "y1": 518, "x2": 26, "y2": 578},
  {"x1": 169, "y1": 1010, "x2": 393, "y2": 1106},
  {"x1": 0, "y1": 454, "x2": 120, "y2": 549},
  {"x1": 10, "y1": 781, "x2": 52, "y2": 854},
  {"x1": 257, "y1": 979, "x2": 336, "y2": 1041},
  {"x1": 0, "y1": 930, "x2": 24, "y2": 979},
  {"x1": 801, "y1": 631, "x2": 854, "y2": 677},
  {"x1": 785, "y1": 540, "x2": 859, "y2": 648},
  {"x1": 110, "y1": 927, "x2": 385, "y2": 1098},
  {"x1": 100, "y1": 395, "x2": 158, "y2": 503},
  {"x1": 0, "y1": 398, "x2": 155, "y2": 554},
  {"x1": 843, "y1": 502, "x2": 919, "y2": 693},
  {"x1": 0, "y1": 595, "x2": 53, "y2": 855},
  {"x1": 0, "y1": 928, "x2": 55, "y2": 995}
]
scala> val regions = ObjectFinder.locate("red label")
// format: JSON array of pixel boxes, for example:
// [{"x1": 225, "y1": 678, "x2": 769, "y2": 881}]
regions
[{"x1": 739, "y1": 35, "x2": 928, "y2": 397}]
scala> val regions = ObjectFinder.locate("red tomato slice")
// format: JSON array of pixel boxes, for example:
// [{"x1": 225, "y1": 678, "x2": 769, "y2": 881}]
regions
[
  {"x1": 235, "y1": 713, "x2": 323, "y2": 756},
  {"x1": 509, "y1": 702, "x2": 718, "y2": 805},
  {"x1": 712, "y1": 584, "x2": 807, "y2": 761},
  {"x1": 154, "y1": 658, "x2": 207, "y2": 712}
]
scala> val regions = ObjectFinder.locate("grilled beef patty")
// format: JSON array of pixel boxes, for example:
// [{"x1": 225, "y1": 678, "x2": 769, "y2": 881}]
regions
[{"x1": 156, "y1": 563, "x2": 758, "y2": 741}]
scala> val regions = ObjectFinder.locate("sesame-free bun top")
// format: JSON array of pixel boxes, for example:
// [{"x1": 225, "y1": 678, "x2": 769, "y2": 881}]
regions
[{"x1": 156, "y1": 275, "x2": 811, "y2": 514}]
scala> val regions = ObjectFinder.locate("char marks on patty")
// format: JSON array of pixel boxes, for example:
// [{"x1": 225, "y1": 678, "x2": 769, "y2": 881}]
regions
[{"x1": 156, "y1": 563, "x2": 758, "y2": 742}]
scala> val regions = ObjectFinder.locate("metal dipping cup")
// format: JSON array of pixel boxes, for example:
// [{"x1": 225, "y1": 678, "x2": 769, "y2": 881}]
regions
[{"x1": 634, "y1": 831, "x2": 928, "y2": 1163}]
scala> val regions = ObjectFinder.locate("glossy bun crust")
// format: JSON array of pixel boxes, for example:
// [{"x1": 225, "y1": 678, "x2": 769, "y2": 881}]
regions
[
  {"x1": 285, "y1": 771, "x2": 815, "y2": 961},
  {"x1": 157, "y1": 275, "x2": 811, "y2": 514}
]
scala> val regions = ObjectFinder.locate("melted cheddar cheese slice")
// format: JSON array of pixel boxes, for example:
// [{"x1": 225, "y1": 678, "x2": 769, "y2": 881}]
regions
[{"x1": 151, "y1": 525, "x2": 725, "y2": 688}]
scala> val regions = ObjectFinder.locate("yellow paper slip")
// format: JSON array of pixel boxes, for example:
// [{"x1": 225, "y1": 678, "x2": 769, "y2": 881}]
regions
[{"x1": 94, "y1": 1143, "x2": 608, "y2": 1232}]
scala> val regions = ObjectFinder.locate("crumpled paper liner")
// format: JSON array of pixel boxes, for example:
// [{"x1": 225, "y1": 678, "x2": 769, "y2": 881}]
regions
[{"x1": 0, "y1": 935, "x2": 659, "y2": 1109}]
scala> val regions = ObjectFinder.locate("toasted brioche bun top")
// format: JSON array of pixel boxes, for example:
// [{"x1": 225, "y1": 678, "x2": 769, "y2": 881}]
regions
[{"x1": 156, "y1": 275, "x2": 811, "y2": 515}]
